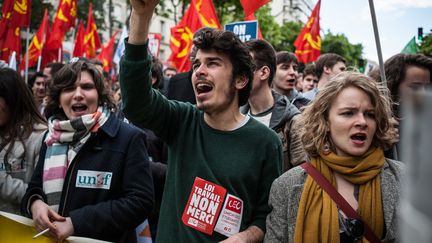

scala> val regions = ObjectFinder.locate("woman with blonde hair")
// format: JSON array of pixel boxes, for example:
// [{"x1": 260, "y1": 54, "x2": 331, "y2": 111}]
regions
[{"x1": 265, "y1": 71, "x2": 404, "y2": 242}]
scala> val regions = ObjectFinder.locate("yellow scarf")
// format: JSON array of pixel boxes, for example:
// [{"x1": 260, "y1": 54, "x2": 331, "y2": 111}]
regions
[{"x1": 293, "y1": 147, "x2": 385, "y2": 243}]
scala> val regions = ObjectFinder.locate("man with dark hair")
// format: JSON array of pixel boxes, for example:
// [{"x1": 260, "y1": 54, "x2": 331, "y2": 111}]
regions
[
  {"x1": 163, "y1": 66, "x2": 177, "y2": 79},
  {"x1": 43, "y1": 62, "x2": 64, "y2": 85},
  {"x1": 120, "y1": 1, "x2": 281, "y2": 242},
  {"x1": 301, "y1": 63, "x2": 318, "y2": 93},
  {"x1": 303, "y1": 53, "x2": 346, "y2": 100},
  {"x1": 28, "y1": 72, "x2": 47, "y2": 114},
  {"x1": 273, "y1": 51, "x2": 310, "y2": 109},
  {"x1": 242, "y1": 39, "x2": 307, "y2": 171},
  {"x1": 151, "y1": 56, "x2": 164, "y2": 89},
  {"x1": 160, "y1": 66, "x2": 177, "y2": 95}
]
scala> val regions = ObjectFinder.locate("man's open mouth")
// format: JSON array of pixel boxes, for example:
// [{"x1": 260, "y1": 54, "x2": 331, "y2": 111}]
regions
[{"x1": 196, "y1": 83, "x2": 213, "y2": 94}]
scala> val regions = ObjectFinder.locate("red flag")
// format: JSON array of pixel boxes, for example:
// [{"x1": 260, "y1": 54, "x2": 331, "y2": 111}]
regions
[
  {"x1": 294, "y1": 0, "x2": 321, "y2": 63},
  {"x1": 169, "y1": 0, "x2": 221, "y2": 72},
  {"x1": 20, "y1": 8, "x2": 48, "y2": 70},
  {"x1": 43, "y1": 0, "x2": 77, "y2": 65},
  {"x1": 0, "y1": 0, "x2": 15, "y2": 39},
  {"x1": 84, "y1": 3, "x2": 101, "y2": 58},
  {"x1": 0, "y1": 26, "x2": 21, "y2": 61},
  {"x1": 193, "y1": 0, "x2": 221, "y2": 28},
  {"x1": 96, "y1": 30, "x2": 118, "y2": 72},
  {"x1": 45, "y1": 0, "x2": 77, "y2": 50},
  {"x1": 240, "y1": 0, "x2": 270, "y2": 17},
  {"x1": 73, "y1": 21, "x2": 85, "y2": 57},
  {"x1": 10, "y1": 0, "x2": 32, "y2": 28}
]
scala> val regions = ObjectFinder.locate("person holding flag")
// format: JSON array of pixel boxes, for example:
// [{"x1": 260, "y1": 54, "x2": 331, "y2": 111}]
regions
[{"x1": 121, "y1": 0, "x2": 282, "y2": 242}]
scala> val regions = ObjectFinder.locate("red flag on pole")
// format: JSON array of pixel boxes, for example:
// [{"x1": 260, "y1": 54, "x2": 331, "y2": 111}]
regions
[
  {"x1": 0, "y1": 26, "x2": 21, "y2": 61},
  {"x1": 43, "y1": 0, "x2": 77, "y2": 65},
  {"x1": 73, "y1": 21, "x2": 85, "y2": 57},
  {"x1": 0, "y1": 0, "x2": 15, "y2": 37},
  {"x1": 45, "y1": 0, "x2": 77, "y2": 50},
  {"x1": 97, "y1": 30, "x2": 118, "y2": 72},
  {"x1": 0, "y1": 0, "x2": 16, "y2": 61},
  {"x1": 169, "y1": 0, "x2": 221, "y2": 72},
  {"x1": 20, "y1": 8, "x2": 48, "y2": 70},
  {"x1": 294, "y1": 0, "x2": 321, "y2": 63},
  {"x1": 84, "y1": 3, "x2": 101, "y2": 58},
  {"x1": 240, "y1": 0, "x2": 270, "y2": 17}
]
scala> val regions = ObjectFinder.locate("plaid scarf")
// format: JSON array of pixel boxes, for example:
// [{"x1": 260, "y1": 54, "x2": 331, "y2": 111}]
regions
[{"x1": 42, "y1": 106, "x2": 110, "y2": 211}]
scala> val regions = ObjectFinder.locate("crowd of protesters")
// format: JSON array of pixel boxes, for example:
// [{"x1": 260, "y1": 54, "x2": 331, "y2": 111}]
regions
[{"x1": 1, "y1": 0, "x2": 432, "y2": 242}]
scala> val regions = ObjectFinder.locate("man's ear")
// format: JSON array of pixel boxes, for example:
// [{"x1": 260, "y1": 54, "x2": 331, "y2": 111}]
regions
[
  {"x1": 260, "y1": 66, "x2": 270, "y2": 81},
  {"x1": 323, "y1": 66, "x2": 331, "y2": 75},
  {"x1": 235, "y1": 75, "x2": 248, "y2": 89}
]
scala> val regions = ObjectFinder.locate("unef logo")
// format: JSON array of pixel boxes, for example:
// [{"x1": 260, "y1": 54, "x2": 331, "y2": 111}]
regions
[
  {"x1": 226, "y1": 195, "x2": 242, "y2": 214},
  {"x1": 76, "y1": 170, "x2": 112, "y2": 190}
]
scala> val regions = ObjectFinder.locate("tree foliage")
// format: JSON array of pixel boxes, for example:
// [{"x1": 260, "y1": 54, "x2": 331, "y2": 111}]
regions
[
  {"x1": 419, "y1": 34, "x2": 432, "y2": 57},
  {"x1": 321, "y1": 31, "x2": 363, "y2": 67}
]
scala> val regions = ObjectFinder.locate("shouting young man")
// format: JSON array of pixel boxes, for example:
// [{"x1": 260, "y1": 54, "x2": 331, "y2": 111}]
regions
[{"x1": 120, "y1": 1, "x2": 282, "y2": 242}]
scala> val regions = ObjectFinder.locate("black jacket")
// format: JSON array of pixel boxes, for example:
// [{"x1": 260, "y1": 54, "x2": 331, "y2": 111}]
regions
[{"x1": 21, "y1": 115, "x2": 154, "y2": 242}]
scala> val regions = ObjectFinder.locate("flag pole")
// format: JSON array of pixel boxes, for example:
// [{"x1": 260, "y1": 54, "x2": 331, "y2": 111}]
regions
[
  {"x1": 71, "y1": 20, "x2": 78, "y2": 58},
  {"x1": 36, "y1": 56, "x2": 42, "y2": 72},
  {"x1": 25, "y1": 26, "x2": 30, "y2": 84},
  {"x1": 368, "y1": 0, "x2": 398, "y2": 159},
  {"x1": 58, "y1": 47, "x2": 62, "y2": 62},
  {"x1": 368, "y1": 0, "x2": 387, "y2": 89},
  {"x1": 70, "y1": 19, "x2": 77, "y2": 58}
]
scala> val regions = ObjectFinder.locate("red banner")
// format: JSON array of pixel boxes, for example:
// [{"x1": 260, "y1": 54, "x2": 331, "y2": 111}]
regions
[{"x1": 148, "y1": 32, "x2": 162, "y2": 58}]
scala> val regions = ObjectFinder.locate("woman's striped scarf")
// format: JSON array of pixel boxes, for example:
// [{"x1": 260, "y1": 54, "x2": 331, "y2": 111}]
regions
[{"x1": 42, "y1": 106, "x2": 110, "y2": 211}]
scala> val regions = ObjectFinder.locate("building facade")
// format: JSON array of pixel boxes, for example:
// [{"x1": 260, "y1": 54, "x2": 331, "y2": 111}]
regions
[{"x1": 270, "y1": 0, "x2": 315, "y2": 24}]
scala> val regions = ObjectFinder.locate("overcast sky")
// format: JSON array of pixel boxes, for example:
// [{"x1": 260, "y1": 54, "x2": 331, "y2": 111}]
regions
[{"x1": 319, "y1": 0, "x2": 432, "y2": 62}]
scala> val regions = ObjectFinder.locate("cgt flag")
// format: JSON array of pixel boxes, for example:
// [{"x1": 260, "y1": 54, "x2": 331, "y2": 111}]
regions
[
  {"x1": 169, "y1": 0, "x2": 221, "y2": 72},
  {"x1": 294, "y1": 0, "x2": 321, "y2": 63}
]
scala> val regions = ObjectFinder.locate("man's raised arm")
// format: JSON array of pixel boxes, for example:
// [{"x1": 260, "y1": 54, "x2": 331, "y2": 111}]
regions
[{"x1": 129, "y1": 0, "x2": 159, "y2": 45}]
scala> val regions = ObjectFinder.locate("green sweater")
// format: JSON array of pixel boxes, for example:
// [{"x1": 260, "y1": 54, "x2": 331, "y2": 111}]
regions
[{"x1": 120, "y1": 41, "x2": 282, "y2": 243}]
